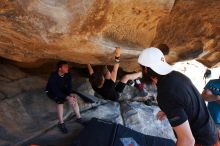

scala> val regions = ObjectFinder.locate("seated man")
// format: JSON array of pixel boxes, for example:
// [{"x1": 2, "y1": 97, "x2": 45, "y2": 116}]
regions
[
  {"x1": 45, "y1": 61, "x2": 82, "y2": 134},
  {"x1": 202, "y1": 75, "x2": 220, "y2": 124},
  {"x1": 87, "y1": 47, "x2": 143, "y2": 101}
]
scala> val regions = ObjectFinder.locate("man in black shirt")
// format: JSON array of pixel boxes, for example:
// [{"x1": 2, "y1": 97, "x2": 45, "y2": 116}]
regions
[
  {"x1": 138, "y1": 47, "x2": 219, "y2": 146},
  {"x1": 46, "y1": 61, "x2": 82, "y2": 134}
]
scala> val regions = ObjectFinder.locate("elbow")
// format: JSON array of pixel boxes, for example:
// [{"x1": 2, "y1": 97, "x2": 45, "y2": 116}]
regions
[
  {"x1": 177, "y1": 137, "x2": 195, "y2": 146},
  {"x1": 185, "y1": 138, "x2": 195, "y2": 146},
  {"x1": 188, "y1": 137, "x2": 195, "y2": 145}
]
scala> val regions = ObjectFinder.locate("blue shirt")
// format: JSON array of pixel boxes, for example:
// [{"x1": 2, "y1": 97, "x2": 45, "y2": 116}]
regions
[{"x1": 204, "y1": 79, "x2": 220, "y2": 123}]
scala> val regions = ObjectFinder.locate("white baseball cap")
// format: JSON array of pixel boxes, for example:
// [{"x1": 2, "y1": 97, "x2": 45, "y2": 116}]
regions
[{"x1": 138, "y1": 47, "x2": 173, "y2": 75}]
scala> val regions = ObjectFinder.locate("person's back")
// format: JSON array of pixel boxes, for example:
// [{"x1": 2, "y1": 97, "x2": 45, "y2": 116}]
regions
[
  {"x1": 157, "y1": 71, "x2": 217, "y2": 145},
  {"x1": 90, "y1": 77, "x2": 119, "y2": 101}
]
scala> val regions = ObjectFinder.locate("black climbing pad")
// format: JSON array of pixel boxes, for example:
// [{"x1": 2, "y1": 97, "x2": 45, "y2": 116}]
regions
[{"x1": 73, "y1": 118, "x2": 175, "y2": 146}]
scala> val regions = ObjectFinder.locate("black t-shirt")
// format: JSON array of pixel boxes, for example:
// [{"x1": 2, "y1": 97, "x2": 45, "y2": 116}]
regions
[
  {"x1": 46, "y1": 71, "x2": 72, "y2": 99},
  {"x1": 157, "y1": 71, "x2": 218, "y2": 145},
  {"x1": 91, "y1": 79, "x2": 119, "y2": 101}
]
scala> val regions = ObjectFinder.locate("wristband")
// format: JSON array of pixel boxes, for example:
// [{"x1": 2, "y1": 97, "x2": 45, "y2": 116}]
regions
[{"x1": 115, "y1": 59, "x2": 120, "y2": 63}]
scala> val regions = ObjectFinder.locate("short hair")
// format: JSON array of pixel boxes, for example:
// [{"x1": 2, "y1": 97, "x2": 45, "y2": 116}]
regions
[
  {"x1": 56, "y1": 61, "x2": 68, "y2": 70},
  {"x1": 204, "y1": 69, "x2": 211, "y2": 79},
  {"x1": 157, "y1": 44, "x2": 170, "y2": 55}
]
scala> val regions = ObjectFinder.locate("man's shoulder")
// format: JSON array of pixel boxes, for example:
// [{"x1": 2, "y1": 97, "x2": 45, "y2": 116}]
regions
[
  {"x1": 208, "y1": 79, "x2": 220, "y2": 84},
  {"x1": 160, "y1": 71, "x2": 189, "y2": 86},
  {"x1": 206, "y1": 79, "x2": 220, "y2": 87},
  {"x1": 169, "y1": 71, "x2": 188, "y2": 79},
  {"x1": 49, "y1": 71, "x2": 58, "y2": 77}
]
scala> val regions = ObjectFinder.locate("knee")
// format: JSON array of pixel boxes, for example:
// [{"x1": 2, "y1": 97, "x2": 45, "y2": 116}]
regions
[
  {"x1": 69, "y1": 101, "x2": 77, "y2": 107},
  {"x1": 70, "y1": 93, "x2": 77, "y2": 97},
  {"x1": 68, "y1": 98, "x2": 77, "y2": 105}
]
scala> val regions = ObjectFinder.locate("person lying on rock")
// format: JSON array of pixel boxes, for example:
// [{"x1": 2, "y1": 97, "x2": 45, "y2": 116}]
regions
[
  {"x1": 138, "y1": 47, "x2": 219, "y2": 146},
  {"x1": 45, "y1": 61, "x2": 83, "y2": 134},
  {"x1": 87, "y1": 47, "x2": 143, "y2": 101},
  {"x1": 202, "y1": 75, "x2": 220, "y2": 126}
]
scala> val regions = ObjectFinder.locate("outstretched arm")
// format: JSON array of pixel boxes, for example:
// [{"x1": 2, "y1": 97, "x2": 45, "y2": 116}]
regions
[
  {"x1": 87, "y1": 64, "x2": 94, "y2": 75},
  {"x1": 111, "y1": 47, "x2": 121, "y2": 82},
  {"x1": 120, "y1": 72, "x2": 142, "y2": 84},
  {"x1": 202, "y1": 89, "x2": 220, "y2": 103}
]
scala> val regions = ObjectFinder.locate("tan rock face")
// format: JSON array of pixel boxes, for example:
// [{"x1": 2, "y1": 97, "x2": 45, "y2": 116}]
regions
[
  {"x1": 153, "y1": 0, "x2": 220, "y2": 67},
  {"x1": 0, "y1": 0, "x2": 219, "y2": 70}
]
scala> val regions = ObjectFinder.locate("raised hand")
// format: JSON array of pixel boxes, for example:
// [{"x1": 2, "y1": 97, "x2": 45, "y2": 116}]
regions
[
  {"x1": 156, "y1": 111, "x2": 166, "y2": 121},
  {"x1": 115, "y1": 47, "x2": 121, "y2": 57}
]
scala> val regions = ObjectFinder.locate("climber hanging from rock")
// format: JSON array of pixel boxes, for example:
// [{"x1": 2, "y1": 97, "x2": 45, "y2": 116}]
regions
[
  {"x1": 87, "y1": 47, "x2": 143, "y2": 101},
  {"x1": 45, "y1": 61, "x2": 83, "y2": 134}
]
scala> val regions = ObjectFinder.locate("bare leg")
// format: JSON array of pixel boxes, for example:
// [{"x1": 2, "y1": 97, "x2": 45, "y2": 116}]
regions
[
  {"x1": 120, "y1": 72, "x2": 142, "y2": 84},
  {"x1": 57, "y1": 104, "x2": 64, "y2": 123},
  {"x1": 87, "y1": 64, "x2": 94, "y2": 75},
  {"x1": 67, "y1": 94, "x2": 81, "y2": 119}
]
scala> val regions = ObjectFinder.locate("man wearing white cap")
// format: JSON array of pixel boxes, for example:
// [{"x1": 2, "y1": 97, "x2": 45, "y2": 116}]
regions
[{"x1": 138, "y1": 47, "x2": 219, "y2": 146}]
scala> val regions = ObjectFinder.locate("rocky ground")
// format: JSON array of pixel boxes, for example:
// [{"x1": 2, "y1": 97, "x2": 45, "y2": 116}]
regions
[{"x1": 0, "y1": 61, "x2": 175, "y2": 146}]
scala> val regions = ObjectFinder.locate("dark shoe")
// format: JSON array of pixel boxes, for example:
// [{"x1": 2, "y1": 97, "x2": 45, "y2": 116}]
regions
[
  {"x1": 76, "y1": 118, "x2": 87, "y2": 126},
  {"x1": 127, "y1": 80, "x2": 135, "y2": 86},
  {"x1": 58, "y1": 123, "x2": 68, "y2": 134}
]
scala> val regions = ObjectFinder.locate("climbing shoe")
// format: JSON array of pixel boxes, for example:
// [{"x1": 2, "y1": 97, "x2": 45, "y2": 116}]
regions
[
  {"x1": 76, "y1": 118, "x2": 87, "y2": 126},
  {"x1": 58, "y1": 123, "x2": 68, "y2": 134}
]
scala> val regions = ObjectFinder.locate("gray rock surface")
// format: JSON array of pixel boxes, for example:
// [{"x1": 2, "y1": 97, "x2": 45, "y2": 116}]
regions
[
  {"x1": 121, "y1": 102, "x2": 176, "y2": 141},
  {"x1": 0, "y1": 62, "x2": 175, "y2": 145},
  {"x1": 81, "y1": 101, "x2": 123, "y2": 125}
]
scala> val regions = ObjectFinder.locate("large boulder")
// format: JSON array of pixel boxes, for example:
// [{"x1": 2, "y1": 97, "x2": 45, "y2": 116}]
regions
[
  {"x1": 1, "y1": 0, "x2": 219, "y2": 70},
  {"x1": 1, "y1": 0, "x2": 175, "y2": 70},
  {"x1": 152, "y1": 0, "x2": 220, "y2": 67}
]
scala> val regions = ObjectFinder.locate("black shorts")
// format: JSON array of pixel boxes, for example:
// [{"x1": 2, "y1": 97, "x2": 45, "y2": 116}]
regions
[
  {"x1": 47, "y1": 92, "x2": 66, "y2": 104},
  {"x1": 115, "y1": 81, "x2": 126, "y2": 93},
  {"x1": 96, "y1": 80, "x2": 126, "y2": 101}
]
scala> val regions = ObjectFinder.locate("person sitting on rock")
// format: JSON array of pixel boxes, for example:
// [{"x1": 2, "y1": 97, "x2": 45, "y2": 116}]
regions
[
  {"x1": 202, "y1": 74, "x2": 220, "y2": 125},
  {"x1": 87, "y1": 47, "x2": 143, "y2": 101},
  {"x1": 45, "y1": 61, "x2": 82, "y2": 134}
]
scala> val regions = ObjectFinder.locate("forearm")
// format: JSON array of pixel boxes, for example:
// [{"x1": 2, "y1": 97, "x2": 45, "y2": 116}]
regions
[
  {"x1": 216, "y1": 100, "x2": 220, "y2": 104},
  {"x1": 112, "y1": 63, "x2": 119, "y2": 74},
  {"x1": 87, "y1": 64, "x2": 94, "y2": 75},
  {"x1": 202, "y1": 93, "x2": 220, "y2": 102},
  {"x1": 111, "y1": 63, "x2": 119, "y2": 82}
]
